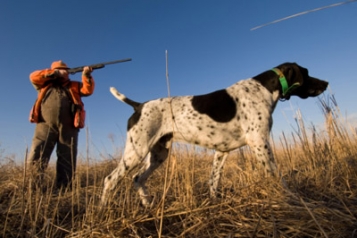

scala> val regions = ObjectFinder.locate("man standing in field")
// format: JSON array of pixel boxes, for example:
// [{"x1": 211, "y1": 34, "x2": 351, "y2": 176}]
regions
[{"x1": 28, "y1": 60, "x2": 95, "y2": 191}]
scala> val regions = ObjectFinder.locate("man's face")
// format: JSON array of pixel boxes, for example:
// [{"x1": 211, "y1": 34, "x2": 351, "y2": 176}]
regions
[{"x1": 57, "y1": 69, "x2": 69, "y2": 79}]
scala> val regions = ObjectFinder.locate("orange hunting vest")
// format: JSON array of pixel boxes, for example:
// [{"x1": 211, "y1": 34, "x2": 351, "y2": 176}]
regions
[{"x1": 29, "y1": 81, "x2": 86, "y2": 128}]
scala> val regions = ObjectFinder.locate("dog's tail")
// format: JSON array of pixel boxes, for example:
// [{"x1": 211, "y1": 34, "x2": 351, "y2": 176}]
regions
[{"x1": 110, "y1": 87, "x2": 141, "y2": 111}]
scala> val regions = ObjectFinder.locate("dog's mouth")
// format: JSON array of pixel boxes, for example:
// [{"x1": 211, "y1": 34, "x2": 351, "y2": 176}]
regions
[
  {"x1": 285, "y1": 88, "x2": 323, "y2": 100},
  {"x1": 310, "y1": 88, "x2": 326, "y2": 96},
  {"x1": 294, "y1": 78, "x2": 328, "y2": 99},
  {"x1": 294, "y1": 88, "x2": 325, "y2": 99}
]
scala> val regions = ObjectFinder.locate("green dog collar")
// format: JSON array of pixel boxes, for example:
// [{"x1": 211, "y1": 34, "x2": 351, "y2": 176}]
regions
[{"x1": 271, "y1": 68, "x2": 300, "y2": 97}]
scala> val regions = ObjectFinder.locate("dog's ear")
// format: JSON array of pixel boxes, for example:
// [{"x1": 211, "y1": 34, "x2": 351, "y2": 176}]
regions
[
  {"x1": 274, "y1": 62, "x2": 304, "y2": 99},
  {"x1": 280, "y1": 62, "x2": 304, "y2": 88},
  {"x1": 278, "y1": 62, "x2": 328, "y2": 99}
]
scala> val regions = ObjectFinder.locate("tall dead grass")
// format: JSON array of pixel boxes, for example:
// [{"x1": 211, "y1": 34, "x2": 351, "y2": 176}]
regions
[{"x1": 1, "y1": 95, "x2": 357, "y2": 237}]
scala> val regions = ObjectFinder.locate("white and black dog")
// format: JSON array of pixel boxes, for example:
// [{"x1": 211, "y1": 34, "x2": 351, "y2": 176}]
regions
[{"x1": 102, "y1": 62, "x2": 328, "y2": 206}]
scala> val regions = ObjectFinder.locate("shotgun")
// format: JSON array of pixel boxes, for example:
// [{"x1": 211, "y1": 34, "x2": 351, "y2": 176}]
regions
[{"x1": 68, "y1": 58, "x2": 132, "y2": 74}]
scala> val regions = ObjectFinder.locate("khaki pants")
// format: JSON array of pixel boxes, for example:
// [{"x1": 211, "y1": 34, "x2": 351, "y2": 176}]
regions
[{"x1": 28, "y1": 87, "x2": 79, "y2": 190}]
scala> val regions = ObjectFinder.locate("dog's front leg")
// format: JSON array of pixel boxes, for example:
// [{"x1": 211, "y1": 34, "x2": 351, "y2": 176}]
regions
[
  {"x1": 209, "y1": 151, "x2": 229, "y2": 198},
  {"x1": 247, "y1": 136, "x2": 277, "y2": 177}
]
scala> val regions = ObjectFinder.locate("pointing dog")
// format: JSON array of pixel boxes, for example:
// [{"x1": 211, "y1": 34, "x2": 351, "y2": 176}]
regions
[{"x1": 102, "y1": 62, "x2": 328, "y2": 206}]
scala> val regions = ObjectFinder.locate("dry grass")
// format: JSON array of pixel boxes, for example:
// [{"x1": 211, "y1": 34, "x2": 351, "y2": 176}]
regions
[{"x1": 1, "y1": 96, "x2": 357, "y2": 237}]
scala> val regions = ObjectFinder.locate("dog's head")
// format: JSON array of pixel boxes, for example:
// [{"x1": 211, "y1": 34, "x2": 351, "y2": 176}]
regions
[{"x1": 276, "y1": 62, "x2": 328, "y2": 99}]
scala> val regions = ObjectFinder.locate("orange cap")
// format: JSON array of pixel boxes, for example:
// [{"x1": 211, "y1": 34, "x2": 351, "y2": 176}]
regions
[{"x1": 51, "y1": 60, "x2": 69, "y2": 70}]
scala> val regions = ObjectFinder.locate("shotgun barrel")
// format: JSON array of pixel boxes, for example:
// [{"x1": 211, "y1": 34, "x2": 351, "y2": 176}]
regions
[{"x1": 68, "y1": 58, "x2": 132, "y2": 74}]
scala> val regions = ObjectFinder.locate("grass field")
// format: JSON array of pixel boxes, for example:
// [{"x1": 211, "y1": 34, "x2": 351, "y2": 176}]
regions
[{"x1": 1, "y1": 96, "x2": 357, "y2": 237}]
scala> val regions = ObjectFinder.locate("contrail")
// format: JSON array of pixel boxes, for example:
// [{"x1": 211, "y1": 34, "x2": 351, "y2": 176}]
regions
[{"x1": 251, "y1": 0, "x2": 357, "y2": 31}]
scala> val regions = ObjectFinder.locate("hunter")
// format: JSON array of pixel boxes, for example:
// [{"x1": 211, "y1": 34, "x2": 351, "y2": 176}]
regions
[{"x1": 28, "y1": 60, "x2": 95, "y2": 191}]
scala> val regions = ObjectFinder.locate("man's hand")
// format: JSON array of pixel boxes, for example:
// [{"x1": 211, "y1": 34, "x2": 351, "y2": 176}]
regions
[{"x1": 82, "y1": 66, "x2": 93, "y2": 78}]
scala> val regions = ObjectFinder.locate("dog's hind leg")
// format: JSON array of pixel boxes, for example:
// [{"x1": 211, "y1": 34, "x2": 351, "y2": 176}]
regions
[
  {"x1": 133, "y1": 134, "x2": 173, "y2": 207},
  {"x1": 101, "y1": 143, "x2": 149, "y2": 206},
  {"x1": 209, "y1": 151, "x2": 229, "y2": 198}
]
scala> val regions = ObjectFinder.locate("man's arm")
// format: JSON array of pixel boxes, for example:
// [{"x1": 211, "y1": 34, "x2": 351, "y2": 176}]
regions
[
  {"x1": 80, "y1": 66, "x2": 95, "y2": 96},
  {"x1": 29, "y1": 69, "x2": 57, "y2": 90}
]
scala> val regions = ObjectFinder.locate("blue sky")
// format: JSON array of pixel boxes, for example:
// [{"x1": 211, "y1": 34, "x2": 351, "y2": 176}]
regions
[{"x1": 1, "y1": 0, "x2": 356, "y2": 160}]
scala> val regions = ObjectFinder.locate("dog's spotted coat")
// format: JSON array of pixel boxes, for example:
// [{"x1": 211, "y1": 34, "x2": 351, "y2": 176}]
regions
[{"x1": 101, "y1": 62, "x2": 328, "y2": 206}]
